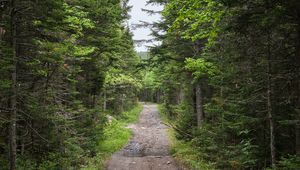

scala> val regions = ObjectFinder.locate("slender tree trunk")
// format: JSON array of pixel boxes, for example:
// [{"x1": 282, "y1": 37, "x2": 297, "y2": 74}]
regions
[
  {"x1": 267, "y1": 33, "x2": 276, "y2": 168},
  {"x1": 92, "y1": 94, "x2": 96, "y2": 108},
  {"x1": 179, "y1": 88, "x2": 184, "y2": 104},
  {"x1": 120, "y1": 93, "x2": 124, "y2": 113},
  {"x1": 195, "y1": 83, "x2": 204, "y2": 127},
  {"x1": 30, "y1": 121, "x2": 34, "y2": 152},
  {"x1": 9, "y1": 0, "x2": 17, "y2": 169},
  {"x1": 176, "y1": 88, "x2": 181, "y2": 104},
  {"x1": 193, "y1": 41, "x2": 205, "y2": 127},
  {"x1": 103, "y1": 90, "x2": 107, "y2": 111},
  {"x1": 267, "y1": 80, "x2": 275, "y2": 168},
  {"x1": 297, "y1": 125, "x2": 300, "y2": 155},
  {"x1": 295, "y1": 8, "x2": 300, "y2": 156}
]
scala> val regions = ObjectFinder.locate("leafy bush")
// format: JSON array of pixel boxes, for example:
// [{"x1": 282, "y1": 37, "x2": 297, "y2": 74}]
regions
[{"x1": 277, "y1": 155, "x2": 300, "y2": 170}]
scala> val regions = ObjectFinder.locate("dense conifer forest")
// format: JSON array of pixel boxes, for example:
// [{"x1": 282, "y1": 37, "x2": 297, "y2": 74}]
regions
[{"x1": 0, "y1": 0, "x2": 299, "y2": 169}]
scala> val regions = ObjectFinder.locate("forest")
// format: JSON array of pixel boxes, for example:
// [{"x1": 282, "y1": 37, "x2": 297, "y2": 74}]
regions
[{"x1": 0, "y1": 0, "x2": 300, "y2": 170}]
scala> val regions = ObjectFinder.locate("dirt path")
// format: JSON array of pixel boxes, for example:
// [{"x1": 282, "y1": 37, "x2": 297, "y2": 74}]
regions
[{"x1": 106, "y1": 104, "x2": 181, "y2": 170}]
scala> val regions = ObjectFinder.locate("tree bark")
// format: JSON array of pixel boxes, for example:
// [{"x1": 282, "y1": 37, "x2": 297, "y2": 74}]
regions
[
  {"x1": 295, "y1": 7, "x2": 300, "y2": 156},
  {"x1": 296, "y1": 124, "x2": 300, "y2": 155},
  {"x1": 156, "y1": 90, "x2": 160, "y2": 103},
  {"x1": 267, "y1": 33, "x2": 276, "y2": 168},
  {"x1": 195, "y1": 83, "x2": 204, "y2": 127},
  {"x1": 9, "y1": 0, "x2": 17, "y2": 169},
  {"x1": 120, "y1": 93, "x2": 124, "y2": 113},
  {"x1": 103, "y1": 90, "x2": 107, "y2": 111},
  {"x1": 92, "y1": 94, "x2": 96, "y2": 108},
  {"x1": 267, "y1": 84, "x2": 275, "y2": 168}
]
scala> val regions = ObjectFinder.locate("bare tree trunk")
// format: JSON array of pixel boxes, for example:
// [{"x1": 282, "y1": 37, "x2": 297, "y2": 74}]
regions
[
  {"x1": 297, "y1": 125, "x2": 300, "y2": 155},
  {"x1": 175, "y1": 88, "x2": 181, "y2": 104},
  {"x1": 21, "y1": 138, "x2": 24, "y2": 155},
  {"x1": 195, "y1": 83, "x2": 204, "y2": 127},
  {"x1": 267, "y1": 33, "x2": 276, "y2": 168},
  {"x1": 156, "y1": 90, "x2": 160, "y2": 103},
  {"x1": 120, "y1": 94, "x2": 124, "y2": 113},
  {"x1": 179, "y1": 88, "x2": 184, "y2": 104},
  {"x1": 9, "y1": 0, "x2": 17, "y2": 169},
  {"x1": 295, "y1": 9, "x2": 300, "y2": 156},
  {"x1": 103, "y1": 90, "x2": 107, "y2": 111},
  {"x1": 267, "y1": 81, "x2": 275, "y2": 168},
  {"x1": 92, "y1": 94, "x2": 96, "y2": 108}
]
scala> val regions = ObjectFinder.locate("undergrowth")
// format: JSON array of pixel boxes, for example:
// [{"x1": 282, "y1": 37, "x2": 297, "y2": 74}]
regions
[
  {"x1": 158, "y1": 105, "x2": 215, "y2": 170},
  {"x1": 82, "y1": 104, "x2": 143, "y2": 170}
]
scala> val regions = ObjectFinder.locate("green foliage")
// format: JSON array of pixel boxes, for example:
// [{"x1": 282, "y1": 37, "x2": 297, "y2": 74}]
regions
[
  {"x1": 83, "y1": 104, "x2": 143, "y2": 170},
  {"x1": 97, "y1": 121, "x2": 131, "y2": 155},
  {"x1": 170, "y1": 135, "x2": 216, "y2": 170},
  {"x1": 173, "y1": 103, "x2": 196, "y2": 140},
  {"x1": 142, "y1": 71, "x2": 160, "y2": 89},
  {"x1": 99, "y1": 104, "x2": 142, "y2": 153},
  {"x1": 159, "y1": 105, "x2": 215, "y2": 170},
  {"x1": 185, "y1": 58, "x2": 217, "y2": 81},
  {"x1": 276, "y1": 155, "x2": 300, "y2": 170},
  {"x1": 165, "y1": 0, "x2": 224, "y2": 43},
  {"x1": 147, "y1": 0, "x2": 300, "y2": 169},
  {"x1": 0, "y1": 0, "x2": 140, "y2": 169},
  {"x1": 105, "y1": 69, "x2": 142, "y2": 90},
  {"x1": 119, "y1": 104, "x2": 143, "y2": 124}
]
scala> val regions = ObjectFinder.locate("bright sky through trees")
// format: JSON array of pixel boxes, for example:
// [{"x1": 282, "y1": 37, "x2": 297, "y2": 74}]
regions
[{"x1": 128, "y1": 0, "x2": 163, "y2": 52}]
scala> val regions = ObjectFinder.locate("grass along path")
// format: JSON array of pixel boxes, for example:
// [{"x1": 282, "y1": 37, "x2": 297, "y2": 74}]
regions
[
  {"x1": 158, "y1": 105, "x2": 215, "y2": 170},
  {"x1": 82, "y1": 104, "x2": 143, "y2": 170},
  {"x1": 106, "y1": 104, "x2": 179, "y2": 170}
]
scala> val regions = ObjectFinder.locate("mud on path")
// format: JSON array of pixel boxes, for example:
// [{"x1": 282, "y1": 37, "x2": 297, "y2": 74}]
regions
[{"x1": 106, "y1": 104, "x2": 181, "y2": 170}]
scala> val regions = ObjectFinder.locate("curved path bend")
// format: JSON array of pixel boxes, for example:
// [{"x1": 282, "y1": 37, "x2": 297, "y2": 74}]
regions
[{"x1": 106, "y1": 104, "x2": 181, "y2": 170}]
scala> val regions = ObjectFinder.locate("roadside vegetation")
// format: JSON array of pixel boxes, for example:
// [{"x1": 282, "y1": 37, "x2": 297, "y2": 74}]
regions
[
  {"x1": 83, "y1": 104, "x2": 143, "y2": 170},
  {"x1": 158, "y1": 105, "x2": 215, "y2": 170}
]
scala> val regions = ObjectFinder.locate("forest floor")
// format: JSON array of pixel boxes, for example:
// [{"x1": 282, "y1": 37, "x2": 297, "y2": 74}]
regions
[{"x1": 106, "y1": 104, "x2": 182, "y2": 170}]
